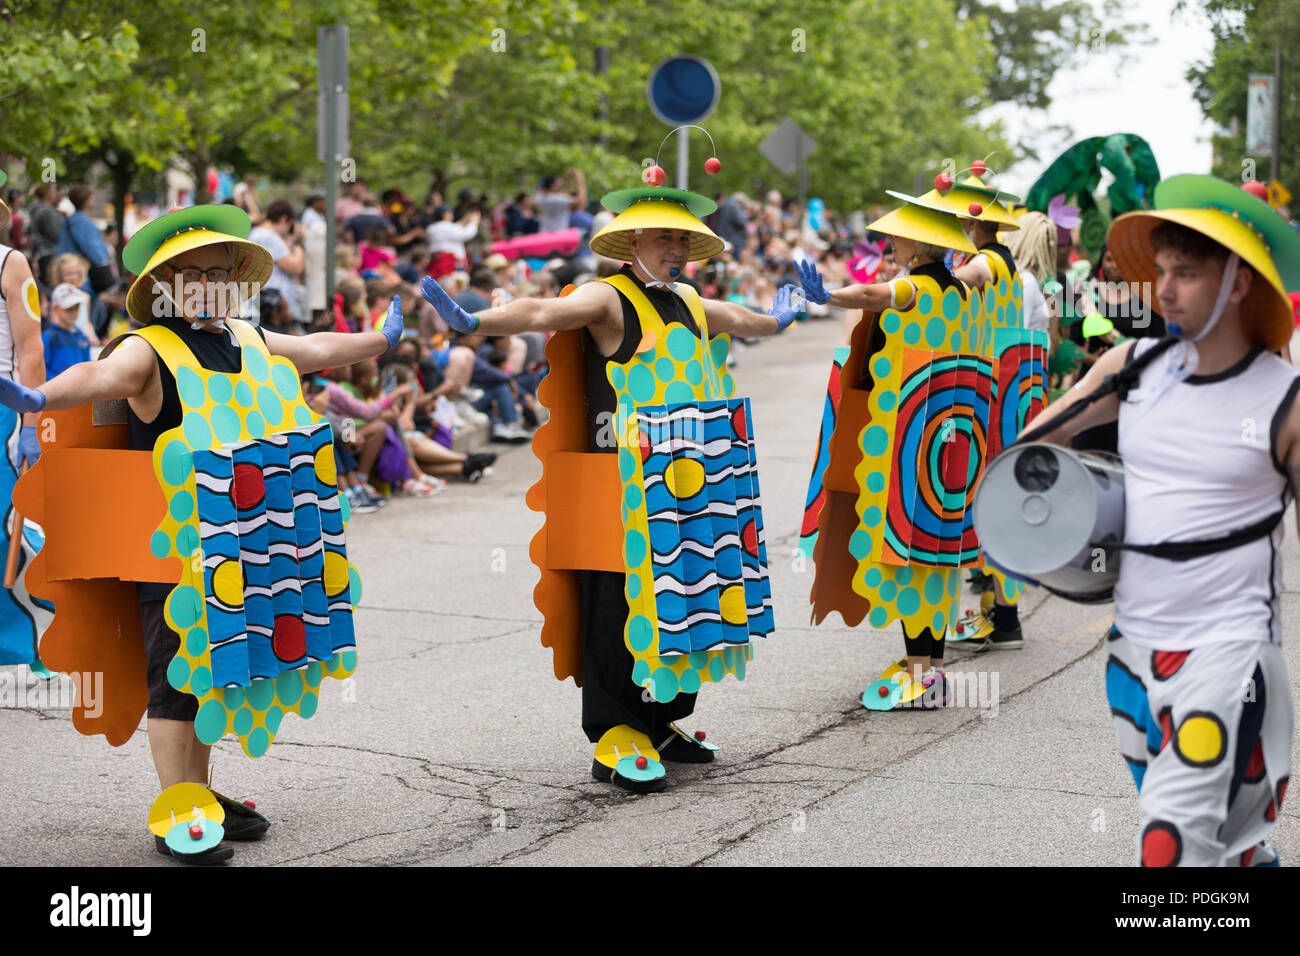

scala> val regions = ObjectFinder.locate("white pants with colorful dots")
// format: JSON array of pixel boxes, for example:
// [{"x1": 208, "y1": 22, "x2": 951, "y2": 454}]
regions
[{"x1": 1105, "y1": 629, "x2": 1291, "y2": 867}]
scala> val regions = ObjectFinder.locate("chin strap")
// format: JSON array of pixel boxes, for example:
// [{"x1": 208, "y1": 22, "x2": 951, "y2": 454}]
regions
[{"x1": 635, "y1": 254, "x2": 678, "y2": 289}]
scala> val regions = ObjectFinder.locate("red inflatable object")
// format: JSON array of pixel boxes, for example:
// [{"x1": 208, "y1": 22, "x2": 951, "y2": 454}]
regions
[{"x1": 489, "y1": 228, "x2": 581, "y2": 261}]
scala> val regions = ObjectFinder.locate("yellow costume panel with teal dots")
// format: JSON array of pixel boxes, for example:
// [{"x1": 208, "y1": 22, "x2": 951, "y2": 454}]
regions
[
  {"x1": 133, "y1": 321, "x2": 360, "y2": 757},
  {"x1": 849, "y1": 270, "x2": 1033, "y2": 635},
  {"x1": 602, "y1": 273, "x2": 771, "y2": 705}
]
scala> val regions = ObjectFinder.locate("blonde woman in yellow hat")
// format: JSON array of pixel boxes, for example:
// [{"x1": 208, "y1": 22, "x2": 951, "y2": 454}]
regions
[
  {"x1": 0, "y1": 203, "x2": 406, "y2": 864},
  {"x1": 1017, "y1": 174, "x2": 1300, "y2": 866},
  {"x1": 0, "y1": 170, "x2": 50, "y2": 671},
  {"x1": 421, "y1": 182, "x2": 800, "y2": 794}
]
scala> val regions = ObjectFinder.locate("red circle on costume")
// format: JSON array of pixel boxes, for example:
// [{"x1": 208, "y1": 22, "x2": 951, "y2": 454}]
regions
[
  {"x1": 232, "y1": 463, "x2": 266, "y2": 510},
  {"x1": 1153, "y1": 650, "x2": 1189, "y2": 680},
  {"x1": 1141, "y1": 822, "x2": 1180, "y2": 867},
  {"x1": 635, "y1": 755, "x2": 648, "y2": 770},
  {"x1": 970, "y1": 160, "x2": 987, "y2": 177},
  {"x1": 694, "y1": 730, "x2": 706, "y2": 741},
  {"x1": 1242, "y1": 181, "x2": 1269, "y2": 200},
  {"x1": 705, "y1": 157, "x2": 721, "y2": 175},
  {"x1": 273, "y1": 615, "x2": 306, "y2": 662},
  {"x1": 731, "y1": 403, "x2": 748, "y2": 440},
  {"x1": 638, "y1": 428, "x2": 652, "y2": 463},
  {"x1": 1245, "y1": 740, "x2": 1266, "y2": 781},
  {"x1": 742, "y1": 519, "x2": 759, "y2": 557}
]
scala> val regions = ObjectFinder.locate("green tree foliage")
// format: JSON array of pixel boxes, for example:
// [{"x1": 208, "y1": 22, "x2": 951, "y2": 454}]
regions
[{"x1": 1184, "y1": 0, "x2": 1300, "y2": 190}]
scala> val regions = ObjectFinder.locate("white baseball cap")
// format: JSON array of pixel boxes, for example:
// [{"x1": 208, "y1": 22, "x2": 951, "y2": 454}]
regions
[{"x1": 51, "y1": 283, "x2": 86, "y2": 310}]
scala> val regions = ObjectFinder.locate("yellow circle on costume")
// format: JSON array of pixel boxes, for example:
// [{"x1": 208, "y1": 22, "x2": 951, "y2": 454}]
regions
[
  {"x1": 323, "y1": 551, "x2": 350, "y2": 597},
  {"x1": 1176, "y1": 715, "x2": 1225, "y2": 765},
  {"x1": 314, "y1": 443, "x2": 337, "y2": 486},
  {"x1": 664, "y1": 459, "x2": 705, "y2": 498},
  {"x1": 719, "y1": 584, "x2": 748, "y2": 625},
  {"x1": 21, "y1": 278, "x2": 40, "y2": 321},
  {"x1": 212, "y1": 559, "x2": 245, "y2": 607}
]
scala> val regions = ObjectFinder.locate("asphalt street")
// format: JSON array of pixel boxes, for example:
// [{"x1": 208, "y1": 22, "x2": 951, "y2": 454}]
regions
[{"x1": 3, "y1": 315, "x2": 1298, "y2": 867}]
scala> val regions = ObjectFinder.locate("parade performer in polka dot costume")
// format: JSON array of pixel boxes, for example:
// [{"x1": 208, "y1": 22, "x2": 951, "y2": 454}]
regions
[
  {"x1": 1023, "y1": 175, "x2": 1300, "y2": 865},
  {"x1": 421, "y1": 178, "x2": 799, "y2": 794},
  {"x1": 0, "y1": 204, "x2": 404, "y2": 863},
  {"x1": 0, "y1": 170, "x2": 52, "y2": 670},
  {"x1": 797, "y1": 184, "x2": 1043, "y2": 711}
]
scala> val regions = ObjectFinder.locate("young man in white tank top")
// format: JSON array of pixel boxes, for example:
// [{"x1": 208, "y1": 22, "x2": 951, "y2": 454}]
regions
[{"x1": 1021, "y1": 175, "x2": 1300, "y2": 866}]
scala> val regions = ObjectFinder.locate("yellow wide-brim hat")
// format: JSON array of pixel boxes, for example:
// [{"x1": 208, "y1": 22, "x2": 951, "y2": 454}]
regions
[
  {"x1": 123, "y1": 204, "x2": 273, "y2": 325},
  {"x1": 589, "y1": 187, "x2": 724, "y2": 263},
  {"x1": 873, "y1": 191, "x2": 978, "y2": 254},
  {"x1": 915, "y1": 175, "x2": 1021, "y2": 230},
  {"x1": 1107, "y1": 174, "x2": 1300, "y2": 350}
]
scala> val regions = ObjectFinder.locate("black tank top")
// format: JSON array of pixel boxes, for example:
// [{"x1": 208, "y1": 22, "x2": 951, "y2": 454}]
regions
[
  {"x1": 581, "y1": 266, "x2": 701, "y2": 453},
  {"x1": 979, "y1": 241, "x2": 1017, "y2": 277},
  {"x1": 130, "y1": 317, "x2": 267, "y2": 601}
]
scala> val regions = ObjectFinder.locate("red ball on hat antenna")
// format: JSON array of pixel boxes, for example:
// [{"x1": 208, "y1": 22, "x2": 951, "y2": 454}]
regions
[
  {"x1": 643, "y1": 165, "x2": 667, "y2": 187},
  {"x1": 968, "y1": 202, "x2": 984, "y2": 216},
  {"x1": 970, "y1": 160, "x2": 988, "y2": 177},
  {"x1": 704, "y1": 157, "x2": 721, "y2": 175},
  {"x1": 935, "y1": 173, "x2": 954, "y2": 193},
  {"x1": 635, "y1": 755, "x2": 648, "y2": 770},
  {"x1": 1242, "y1": 180, "x2": 1269, "y2": 201}
]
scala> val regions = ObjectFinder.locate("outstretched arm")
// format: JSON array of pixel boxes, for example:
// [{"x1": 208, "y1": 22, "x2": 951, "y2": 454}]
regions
[
  {"x1": 701, "y1": 284, "x2": 801, "y2": 337},
  {"x1": 0, "y1": 334, "x2": 157, "y2": 413},
  {"x1": 262, "y1": 295, "x2": 401, "y2": 373},
  {"x1": 421, "y1": 276, "x2": 614, "y2": 336},
  {"x1": 795, "y1": 258, "x2": 910, "y2": 313}
]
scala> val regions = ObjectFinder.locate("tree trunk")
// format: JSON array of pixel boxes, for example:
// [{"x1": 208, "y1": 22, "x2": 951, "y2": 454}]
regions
[{"x1": 105, "y1": 145, "x2": 136, "y2": 273}]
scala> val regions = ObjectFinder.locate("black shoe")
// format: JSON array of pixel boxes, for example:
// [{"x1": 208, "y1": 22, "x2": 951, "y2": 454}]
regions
[
  {"x1": 590, "y1": 759, "x2": 668, "y2": 794},
  {"x1": 211, "y1": 791, "x2": 270, "y2": 841},
  {"x1": 967, "y1": 570, "x2": 994, "y2": 595},
  {"x1": 462, "y1": 452, "x2": 496, "y2": 483},
  {"x1": 154, "y1": 833, "x2": 234, "y2": 865},
  {"x1": 656, "y1": 724, "x2": 716, "y2": 763},
  {"x1": 969, "y1": 627, "x2": 1023, "y2": 652}
]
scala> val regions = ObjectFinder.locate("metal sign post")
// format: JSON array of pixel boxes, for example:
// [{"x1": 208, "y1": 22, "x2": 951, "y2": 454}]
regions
[{"x1": 318, "y1": 25, "x2": 349, "y2": 308}]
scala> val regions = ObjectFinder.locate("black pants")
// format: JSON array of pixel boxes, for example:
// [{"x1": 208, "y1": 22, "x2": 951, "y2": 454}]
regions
[{"x1": 579, "y1": 569, "x2": 696, "y2": 744}]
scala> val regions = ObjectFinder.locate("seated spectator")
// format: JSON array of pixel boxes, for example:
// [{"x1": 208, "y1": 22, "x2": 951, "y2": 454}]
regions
[
  {"x1": 454, "y1": 265, "x2": 497, "y2": 314},
  {"x1": 42, "y1": 284, "x2": 93, "y2": 377}
]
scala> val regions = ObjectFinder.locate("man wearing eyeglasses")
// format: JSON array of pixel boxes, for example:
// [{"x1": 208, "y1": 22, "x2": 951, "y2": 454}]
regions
[{"x1": 0, "y1": 204, "x2": 403, "y2": 863}]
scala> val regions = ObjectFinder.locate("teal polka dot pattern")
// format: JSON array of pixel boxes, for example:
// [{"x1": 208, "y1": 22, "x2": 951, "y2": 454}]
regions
[
  {"x1": 207, "y1": 374, "x2": 233, "y2": 404},
  {"x1": 245, "y1": 410, "x2": 267, "y2": 439},
  {"x1": 872, "y1": 356, "x2": 891, "y2": 379},
  {"x1": 865, "y1": 567, "x2": 882, "y2": 588},
  {"x1": 299, "y1": 692, "x2": 318, "y2": 719},
  {"x1": 896, "y1": 587, "x2": 920, "y2": 616},
  {"x1": 626, "y1": 574, "x2": 641, "y2": 599},
  {"x1": 194, "y1": 700, "x2": 227, "y2": 744},
  {"x1": 166, "y1": 656, "x2": 190, "y2": 691},
  {"x1": 276, "y1": 669, "x2": 304, "y2": 707},
  {"x1": 247, "y1": 678, "x2": 276, "y2": 710},
  {"x1": 867, "y1": 472, "x2": 885, "y2": 493},
  {"x1": 942, "y1": 289, "x2": 960, "y2": 319},
  {"x1": 176, "y1": 366, "x2": 206, "y2": 408},
  {"x1": 257, "y1": 386, "x2": 284, "y2": 427},
  {"x1": 925, "y1": 316, "x2": 947, "y2": 347},
  {"x1": 272, "y1": 363, "x2": 299, "y2": 400},
  {"x1": 294, "y1": 405, "x2": 313, "y2": 426},
  {"x1": 242, "y1": 345, "x2": 270, "y2": 382},
  {"x1": 628, "y1": 615, "x2": 653, "y2": 652},
  {"x1": 879, "y1": 579, "x2": 897, "y2": 601},
  {"x1": 710, "y1": 336, "x2": 729, "y2": 368},
  {"x1": 264, "y1": 706, "x2": 283, "y2": 735},
  {"x1": 624, "y1": 484, "x2": 642, "y2": 510},
  {"x1": 618, "y1": 448, "x2": 636, "y2": 481},
  {"x1": 234, "y1": 381, "x2": 253, "y2": 407},
  {"x1": 624, "y1": 529, "x2": 646, "y2": 567},
  {"x1": 863, "y1": 506, "x2": 882, "y2": 527},
  {"x1": 211, "y1": 405, "x2": 241, "y2": 444},
  {"x1": 869, "y1": 606, "x2": 888, "y2": 628},
  {"x1": 232, "y1": 708, "x2": 254, "y2": 736},
  {"x1": 709, "y1": 656, "x2": 724, "y2": 682},
  {"x1": 917, "y1": 293, "x2": 932, "y2": 315},
  {"x1": 340, "y1": 649, "x2": 358, "y2": 671},
  {"x1": 863, "y1": 426, "x2": 890, "y2": 456},
  {"x1": 881, "y1": 311, "x2": 900, "y2": 334},
  {"x1": 185, "y1": 626, "x2": 208, "y2": 657},
  {"x1": 628, "y1": 365, "x2": 655, "y2": 402},
  {"x1": 610, "y1": 366, "x2": 626, "y2": 389},
  {"x1": 150, "y1": 530, "x2": 171, "y2": 559},
  {"x1": 655, "y1": 357, "x2": 676, "y2": 383},
  {"x1": 246, "y1": 727, "x2": 270, "y2": 757},
  {"x1": 223, "y1": 686, "x2": 244, "y2": 709},
  {"x1": 169, "y1": 585, "x2": 202, "y2": 628},
  {"x1": 161, "y1": 441, "x2": 192, "y2": 486},
  {"x1": 903, "y1": 323, "x2": 921, "y2": 345},
  {"x1": 305, "y1": 661, "x2": 323, "y2": 688},
  {"x1": 667, "y1": 326, "x2": 697, "y2": 361},
  {"x1": 632, "y1": 658, "x2": 650, "y2": 686},
  {"x1": 176, "y1": 525, "x2": 199, "y2": 556},
  {"x1": 895, "y1": 567, "x2": 913, "y2": 585},
  {"x1": 925, "y1": 574, "x2": 944, "y2": 604},
  {"x1": 877, "y1": 391, "x2": 896, "y2": 412},
  {"x1": 684, "y1": 360, "x2": 703, "y2": 385},
  {"x1": 848, "y1": 529, "x2": 871, "y2": 560},
  {"x1": 650, "y1": 667, "x2": 678, "y2": 703},
  {"x1": 665, "y1": 382, "x2": 695, "y2": 404},
  {"x1": 679, "y1": 668, "x2": 701, "y2": 694},
  {"x1": 182, "y1": 411, "x2": 212, "y2": 450},
  {"x1": 933, "y1": 610, "x2": 947, "y2": 632}
]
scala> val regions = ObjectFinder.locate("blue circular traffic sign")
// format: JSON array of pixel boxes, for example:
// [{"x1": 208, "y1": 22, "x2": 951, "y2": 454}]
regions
[{"x1": 647, "y1": 56, "x2": 720, "y2": 126}]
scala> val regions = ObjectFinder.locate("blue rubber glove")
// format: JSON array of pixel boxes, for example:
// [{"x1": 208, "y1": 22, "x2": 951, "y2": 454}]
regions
[
  {"x1": 18, "y1": 426, "x2": 39, "y2": 468},
  {"x1": 380, "y1": 295, "x2": 406, "y2": 350},
  {"x1": 794, "y1": 259, "x2": 830, "y2": 305},
  {"x1": 0, "y1": 377, "x2": 46, "y2": 415},
  {"x1": 770, "y1": 284, "x2": 803, "y2": 332},
  {"x1": 420, "y1": 276, "x2": 480, "y2": 334}
]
